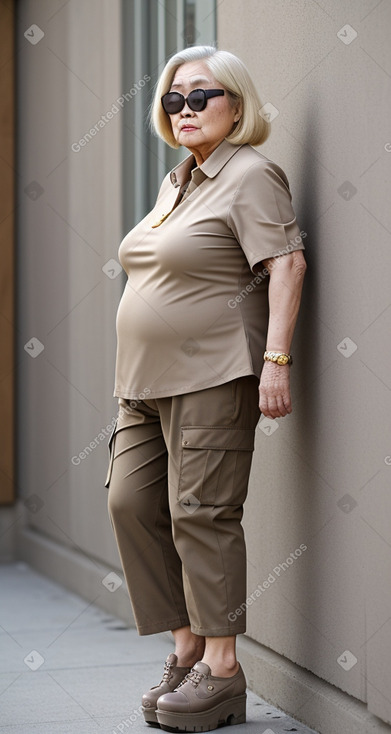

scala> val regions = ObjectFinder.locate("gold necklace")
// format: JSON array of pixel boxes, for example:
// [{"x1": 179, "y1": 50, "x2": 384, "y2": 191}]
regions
[
  {"x1": 151, "y1": 182, "x2": 189, "y2": 228},
  {"x1": 151, "y1": 211, "x2": 172, "y2": 228}
]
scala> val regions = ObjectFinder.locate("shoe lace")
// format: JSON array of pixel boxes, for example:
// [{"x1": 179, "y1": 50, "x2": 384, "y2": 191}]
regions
[
  {"x1": 176, "y1": 668, "x2": 204, "y2": 689},
  {"x1": 159, "y1": 661, "x2": 174, "y2": 684}
]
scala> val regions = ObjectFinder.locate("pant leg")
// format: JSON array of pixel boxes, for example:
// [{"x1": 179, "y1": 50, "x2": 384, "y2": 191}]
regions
[
  {"x1": 107, "y1": 398, "x2": 190, "y2": 635},
  {"x1": 157, "y1": 375, "x2": 261, "y2": 637}
]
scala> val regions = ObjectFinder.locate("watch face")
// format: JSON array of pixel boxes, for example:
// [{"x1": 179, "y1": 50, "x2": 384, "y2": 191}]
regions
[{"x1": 277, "y1": 355, "x2": 289, "y2": 365}]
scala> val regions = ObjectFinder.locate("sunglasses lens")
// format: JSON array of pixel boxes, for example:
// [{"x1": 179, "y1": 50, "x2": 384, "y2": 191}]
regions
[
  {"x1": 187, "y1": 89, "x2": 205, "y2": 111},
  {"x1": 162, "y1": 89, "x2": 208, "y2": 114},
  {"x1": 162, "y1": 93, "x2": 183, "y2": 114}
]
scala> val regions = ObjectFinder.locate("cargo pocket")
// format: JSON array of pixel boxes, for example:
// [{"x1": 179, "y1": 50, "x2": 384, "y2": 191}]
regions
[
  {"x1": 178, "y1": 426, "x2": 255, "y2": 506},
  {"x1": 104, "y1": 419, "x2": 118, "y2": 489}
]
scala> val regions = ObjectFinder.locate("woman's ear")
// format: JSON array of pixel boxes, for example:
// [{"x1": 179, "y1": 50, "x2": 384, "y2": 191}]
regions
[{"x1": 233, "y1": 99, "x2": 242, "y2": 123}]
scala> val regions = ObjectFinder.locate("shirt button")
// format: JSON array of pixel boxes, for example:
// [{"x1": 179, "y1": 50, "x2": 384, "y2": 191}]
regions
[{"x1": 183, "y1": 440, "x2": 189, "y2": 446}]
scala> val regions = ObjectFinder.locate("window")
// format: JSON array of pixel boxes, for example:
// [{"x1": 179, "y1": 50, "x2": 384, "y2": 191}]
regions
[{"x1": 121, "y1": 0, "x2": 216, "y2": 234}]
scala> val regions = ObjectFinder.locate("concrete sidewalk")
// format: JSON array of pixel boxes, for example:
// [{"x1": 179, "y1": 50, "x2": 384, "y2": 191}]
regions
[{"x1": 0, "y1": 563, "x2": 319, "y2": 734}]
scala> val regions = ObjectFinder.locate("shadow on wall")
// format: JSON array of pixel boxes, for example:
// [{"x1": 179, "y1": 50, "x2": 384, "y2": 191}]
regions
[{"x1": 291, "y1": 99, "x2": 326, "y2": 677}]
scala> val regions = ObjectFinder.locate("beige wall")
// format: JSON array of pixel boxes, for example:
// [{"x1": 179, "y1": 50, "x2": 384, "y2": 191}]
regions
[
  {"x1": 3, "y1": 1, "x2": 390, "y2": 733},
  {"x1": 0, "y1": 0, "x2": 15, "y2": 506},
  {"x1": 217, "y1": 0, "x2": 391, "y2": 730},
  {"x1": 12, "y1": 0, "x2": 130, "y2": 618}
]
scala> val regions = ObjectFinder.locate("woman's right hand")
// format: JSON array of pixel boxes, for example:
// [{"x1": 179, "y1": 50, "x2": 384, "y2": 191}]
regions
[{"x1": 258, "y1": 361, "x2": 292, "y2": 419}]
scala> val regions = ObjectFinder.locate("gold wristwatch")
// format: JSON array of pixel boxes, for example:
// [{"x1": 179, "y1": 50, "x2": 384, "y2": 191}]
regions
[{"x1": 263, "y1": 351, "x2": 293, "y2": 366}]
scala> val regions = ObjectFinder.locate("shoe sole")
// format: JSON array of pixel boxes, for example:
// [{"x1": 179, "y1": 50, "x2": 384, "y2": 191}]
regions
[
  {"x1": 156, "y1": 693, "x2": 246, "y2": 732},
  {"x1": 142, "y1": 706, "x2": 160, "y2": 727}
]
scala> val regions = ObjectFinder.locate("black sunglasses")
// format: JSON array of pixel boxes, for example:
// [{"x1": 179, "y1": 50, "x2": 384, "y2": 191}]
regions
[{"x1": 161, "y1": 88, "x2": 225, "y2": 114}]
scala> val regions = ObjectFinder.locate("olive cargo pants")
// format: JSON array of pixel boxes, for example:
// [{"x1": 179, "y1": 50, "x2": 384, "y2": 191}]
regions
[{"x1": 106, "y1": 375, "x2": 261, "y2": 637}]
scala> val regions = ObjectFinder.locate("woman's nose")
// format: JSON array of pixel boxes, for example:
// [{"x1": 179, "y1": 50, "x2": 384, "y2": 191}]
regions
[{"x1": 181, "y1": 102, "x2": 195, "y2": 116}]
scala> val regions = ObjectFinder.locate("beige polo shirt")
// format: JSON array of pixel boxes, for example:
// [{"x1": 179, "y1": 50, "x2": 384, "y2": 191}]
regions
[{"x1": 113, "y1": 139, "x2": 305, "y2": 399}]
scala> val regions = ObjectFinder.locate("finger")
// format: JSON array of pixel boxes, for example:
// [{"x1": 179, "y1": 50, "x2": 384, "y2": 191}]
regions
[
  {"x1": 259, "y1": 397, "x2": 270, "y2": 417},
  {"x1": 258, "y1": 394, "x2": 271, "y2": 417},
  {"x1": 262, "y1": 396, "x2": 280, "y2": 419},
  {"x1": 282, "y1": 392, "x2": 292, "y2": 414},
  {"x1": 275, "y1": 395, "x2": 288, "y2": 417},
  {"x1": 258, "y1": 387, "x2": 281, "y2": 419},
  {"x1": 260, "y1": 406, "x2": 278, "y2": 420}
]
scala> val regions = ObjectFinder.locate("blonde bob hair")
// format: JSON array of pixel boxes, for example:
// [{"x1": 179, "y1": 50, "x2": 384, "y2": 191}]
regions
[{"x1": 149, "y1": 45, "x2": 270, "y2": 148}]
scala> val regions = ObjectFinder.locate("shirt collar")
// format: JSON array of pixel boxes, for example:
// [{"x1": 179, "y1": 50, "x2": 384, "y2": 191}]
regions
[{"x1": 170, "y1": 139, "x2": 245, "y2": 188}]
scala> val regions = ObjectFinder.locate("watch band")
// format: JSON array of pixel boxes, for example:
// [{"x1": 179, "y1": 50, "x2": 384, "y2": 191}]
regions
[{"x1": 263, "y1": 351, "x2": 293, "y2": 366}]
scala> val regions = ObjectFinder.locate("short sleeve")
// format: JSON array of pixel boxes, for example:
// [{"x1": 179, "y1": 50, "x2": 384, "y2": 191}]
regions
[{"x1": 227, "y1": 160, "x2": 305, "y2": 274}]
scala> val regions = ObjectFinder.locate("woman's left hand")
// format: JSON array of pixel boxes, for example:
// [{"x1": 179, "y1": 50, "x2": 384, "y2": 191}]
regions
[{"x1": 258, "y1": 361, "x2": 292, "y2": 419}]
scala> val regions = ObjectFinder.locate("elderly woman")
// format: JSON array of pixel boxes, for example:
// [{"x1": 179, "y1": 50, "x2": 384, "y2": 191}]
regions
[{"x1": 106, "y1": 45, "x2": 306, "y2": 732}]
